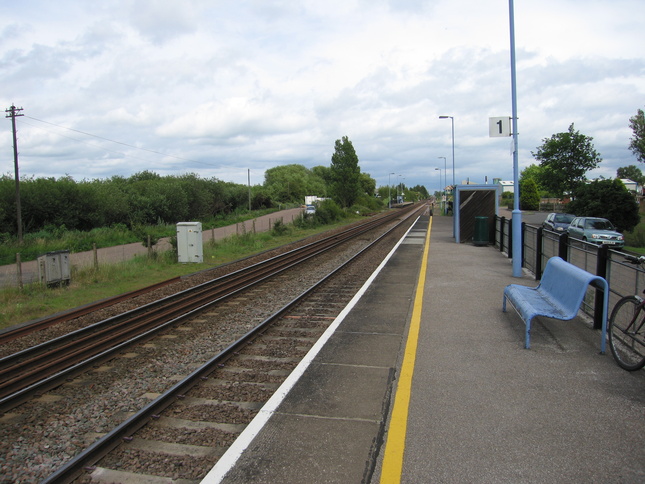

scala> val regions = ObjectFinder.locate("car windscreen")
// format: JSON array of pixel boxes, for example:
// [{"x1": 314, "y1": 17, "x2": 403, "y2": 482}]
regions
[
  {"x1": 586, "y1": 220, "x2": 614, "y2": 230},
  {"x1": 554, "y1": 214, "x2": 574, "y2": 223}
]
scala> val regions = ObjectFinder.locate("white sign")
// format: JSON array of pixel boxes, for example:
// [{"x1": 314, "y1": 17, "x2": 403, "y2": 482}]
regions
[{"x1": 489, "y1": 116, "x2": 511, "y2": 137}]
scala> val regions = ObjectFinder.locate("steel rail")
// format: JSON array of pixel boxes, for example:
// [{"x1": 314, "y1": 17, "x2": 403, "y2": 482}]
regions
[
  {"x1": 41, "y1": 205, "x2": 423, "y2": 484},
  {"x1": 0, "y1": 206, "x2": 419, "y2": 410}
]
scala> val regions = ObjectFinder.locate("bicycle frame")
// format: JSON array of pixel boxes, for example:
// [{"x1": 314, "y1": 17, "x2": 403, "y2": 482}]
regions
[{"x1": 615, "y1": 297, "x2": 645, "y2": 354}]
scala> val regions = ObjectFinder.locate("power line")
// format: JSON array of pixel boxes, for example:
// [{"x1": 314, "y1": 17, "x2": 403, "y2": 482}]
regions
[
  {"x1": 23, "y1": 115, "x2": 219, "y2": 167},
  {"x1": 19, "y1": 119, "x2": 168, "y2": 165}
]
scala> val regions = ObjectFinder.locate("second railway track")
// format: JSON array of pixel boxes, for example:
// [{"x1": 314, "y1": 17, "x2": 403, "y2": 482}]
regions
[{"x1": 0, "y1": 204, "x2": 425, "y2": 482}]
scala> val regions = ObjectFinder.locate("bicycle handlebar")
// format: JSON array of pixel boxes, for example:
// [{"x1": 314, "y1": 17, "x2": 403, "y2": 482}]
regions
[{"x1": 623, "y1": 254, "x2": 645, "y2": 265}]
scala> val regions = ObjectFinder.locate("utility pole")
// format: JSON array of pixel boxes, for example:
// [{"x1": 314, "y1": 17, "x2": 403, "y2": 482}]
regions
[{"x1": 5, "y1": 104, "x2": 24, "y2": 243}]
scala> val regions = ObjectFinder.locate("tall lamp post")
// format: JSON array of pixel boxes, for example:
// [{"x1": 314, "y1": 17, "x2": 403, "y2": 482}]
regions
[
  {"x1": 434, "y1": 167, "x2": 443, "y2": 214},
  {"x1": 508, "y1": 0, "x2": 522, "y2": 277},
  {"x1": 388, "y1": 172, "x2": 395, "y2": 209},
  {"x1": 439, "y1": 116, "x2": 455, "y2": 187}
]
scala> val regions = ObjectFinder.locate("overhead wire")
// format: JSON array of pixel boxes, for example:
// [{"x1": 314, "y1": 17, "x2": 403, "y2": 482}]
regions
[
  {"x1": 19, "y1": 119, "x2": 167, "y2": 165},
  {"x1": 22, "y1": 115, "x2": 218, "y2": 168}
]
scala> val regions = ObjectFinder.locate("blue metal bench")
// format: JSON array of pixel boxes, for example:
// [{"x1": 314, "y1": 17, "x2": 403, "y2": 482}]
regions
[{"x1": 503, "y1": 256, "x2": 608, "y2": 353}]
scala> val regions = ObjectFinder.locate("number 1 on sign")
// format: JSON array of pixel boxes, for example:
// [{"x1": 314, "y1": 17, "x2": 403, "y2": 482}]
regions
[{"x1": 489, "y1": 117, "x2": 511, "y2": 137}]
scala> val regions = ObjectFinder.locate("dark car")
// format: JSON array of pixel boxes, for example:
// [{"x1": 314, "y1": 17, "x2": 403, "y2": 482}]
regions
[
  {"x1": 543, "y1": 213, "x2": 575, "y2": 232},
  {"x1": 567, "y1": 217, "x2": 625, "y2": 248}
]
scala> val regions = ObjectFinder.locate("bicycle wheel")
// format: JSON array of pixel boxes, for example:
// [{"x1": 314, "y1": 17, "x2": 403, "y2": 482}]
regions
[{"x1": 608, "y1": 296, "x2": 645, "y2": 371}]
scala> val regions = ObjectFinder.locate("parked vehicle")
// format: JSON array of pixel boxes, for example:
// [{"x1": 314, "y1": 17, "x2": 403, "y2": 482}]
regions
[
  {"x1": 543, "y1": 213, "x2": 575, "y2": 232},
  {"x1": 305, "y1": 205, "x2": 316, "y2": 215},
  {"x1": 567, "y1": 217, "x2": 624, "y2": 247}
]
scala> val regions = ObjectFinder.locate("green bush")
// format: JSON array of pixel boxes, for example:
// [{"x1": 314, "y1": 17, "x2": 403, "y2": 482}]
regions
[
  {"x1": 293, "y1": 213, "x2": 317, "y2": 230},
  {"x1": 355, "y1": 194, "x2": 383, "y2": 211},
  {"x1": 520, "y1": 178, "x2": 540, "y2": 211},
  {"x1": 625, "y1": 223, "x2": 645, "y2": 248},
  {"x1": 349, "y1": 204, "x2": 371, "y2": 215},
  {"x1": 271, "y1": 219, "x2": 291, "y2": 236},
  {"x1": 315, "y1": 200, "x2": 344, "y2": 225}
]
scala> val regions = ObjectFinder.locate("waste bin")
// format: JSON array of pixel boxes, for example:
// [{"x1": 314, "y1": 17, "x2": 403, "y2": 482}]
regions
[{"x1": 473, "y1": 216, "x2": 489, "y2": 246}]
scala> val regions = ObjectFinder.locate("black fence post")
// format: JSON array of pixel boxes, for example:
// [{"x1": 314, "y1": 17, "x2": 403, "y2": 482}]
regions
[
  {"x1": 594, "y1": 244, "x2": 610, "y2": 330},
  {"x1": 508, "y1": 218, "x2": 513, "y2": 259},
  {"x1": 521, "y1": 222, "x2": 526, "y2": 269},
  {"x1": 558, "y1": 233, "x2": 568, "y2": 262},
  {"x1": 499, "y1": 216, "x2": 506, "y2": 253},
  {"x1": 535, "y1": 227, "x2": 543, "y2": 280}
]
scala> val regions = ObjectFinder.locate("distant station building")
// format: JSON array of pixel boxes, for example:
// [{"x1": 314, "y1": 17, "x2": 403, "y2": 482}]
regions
[{"x1": 493, "y1": 179, "x2": 514, "y2": 194}]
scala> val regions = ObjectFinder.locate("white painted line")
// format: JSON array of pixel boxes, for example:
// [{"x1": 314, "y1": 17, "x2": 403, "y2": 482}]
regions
[{"x1": 200, "y1": 217, "x2": 420, "y2": 483}]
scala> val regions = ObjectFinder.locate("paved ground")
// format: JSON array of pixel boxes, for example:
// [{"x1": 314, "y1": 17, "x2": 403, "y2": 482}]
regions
[
  {"x1": 204, "y1": 212, "x2": 644, "y2": 484},
  {"x1": 0, "y1": 208, "x2": 304, "y2": 288}
]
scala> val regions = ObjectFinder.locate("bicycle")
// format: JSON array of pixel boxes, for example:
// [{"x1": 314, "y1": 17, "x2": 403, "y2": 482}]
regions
[{"x1": 608, "y1": 254, "x2": 645, "y2": 371}]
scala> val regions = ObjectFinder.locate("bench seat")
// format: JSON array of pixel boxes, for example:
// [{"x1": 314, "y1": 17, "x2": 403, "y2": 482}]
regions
[{"x1": 503, "y1": 256, "x2": 608, "y2": 352}]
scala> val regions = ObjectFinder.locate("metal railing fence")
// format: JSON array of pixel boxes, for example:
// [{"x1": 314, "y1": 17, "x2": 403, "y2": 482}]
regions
[{"x1": 494, "y1": 215, "x2": 643, "y2": 327}]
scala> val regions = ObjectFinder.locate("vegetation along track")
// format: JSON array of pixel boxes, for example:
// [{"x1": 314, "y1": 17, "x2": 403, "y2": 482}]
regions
[
  {"x1": 0, "y1": 203, "x2": 425, "y2": 482},
  {"x1": 0, "y1": 205, "x2": 415, "y2": 412}
]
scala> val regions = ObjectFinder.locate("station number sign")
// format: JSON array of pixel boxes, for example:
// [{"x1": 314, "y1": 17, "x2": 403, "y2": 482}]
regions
[{"x1": 489, "y1": 117, "x2": 511, "y2": 137}]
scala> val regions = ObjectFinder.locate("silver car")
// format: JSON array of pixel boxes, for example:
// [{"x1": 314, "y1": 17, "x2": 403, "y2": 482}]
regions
[{"x1": 567, "y1": 217, "x2": 624, "y2": 247}]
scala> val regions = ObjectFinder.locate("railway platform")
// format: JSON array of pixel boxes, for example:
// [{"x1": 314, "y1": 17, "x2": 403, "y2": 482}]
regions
[{"x1": 203, "y1": 212, "x2": 645, "y2": 483}]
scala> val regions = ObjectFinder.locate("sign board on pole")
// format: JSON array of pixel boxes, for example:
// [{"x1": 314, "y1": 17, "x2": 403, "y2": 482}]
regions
[{"x1": 489, "y1": 116, "x2": 511, "y2": 137}]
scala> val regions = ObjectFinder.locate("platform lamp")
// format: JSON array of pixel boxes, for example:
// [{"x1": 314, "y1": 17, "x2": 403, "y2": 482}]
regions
[
  {"x1": 434, "y1": 167, "x2": 443, "y2": 214},
  {"x1": 438, "y1": 156, "x2": 447, "y2": 214},
  {"x1": 388, "y1": 172, "x2": 395, "y2": 208}
]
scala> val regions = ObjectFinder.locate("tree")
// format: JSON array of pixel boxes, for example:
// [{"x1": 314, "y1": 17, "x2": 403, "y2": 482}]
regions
[
  {"x1": 311, "y1": 165, "x2": 332, "y2": 185},
  {"x1": 519, "y1": 164, "x2": 547, "y2": 193},
  {"x1": 617, "y1": 165, "x2": 645, "y2": 186},
  {"x1": 329, "y1": 136, "x2": 361, "y2": 207},
  {"x1": 629, "y1": 108, "x2": 645, "y2": 163},
  {"x1": 566, "y1": 179, "x2": 640, "y2": 232},
  {"x1": 519, "y1": 178, "x2": 540, "y2": 210},
  {"x1": 531, "y1": 123, "x2": 602, "y2": 197},
  {"x1": 358, "y1": 172, "x2": 376, "y2": 197},
  {"x1": 410, "y1": 184, "x2": 430, "y2": 199},
  {"x1": 263, "y1": 164, "x2": 326, "y2": 204}
]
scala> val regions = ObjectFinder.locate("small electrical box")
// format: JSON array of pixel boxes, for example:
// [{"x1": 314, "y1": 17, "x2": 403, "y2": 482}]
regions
[
  {"x1": 176, "y1": 222, "x2": 203, "y2": 263},
  {"x1": 37, "y1": 250, "x2": 71, "y2": 287}
]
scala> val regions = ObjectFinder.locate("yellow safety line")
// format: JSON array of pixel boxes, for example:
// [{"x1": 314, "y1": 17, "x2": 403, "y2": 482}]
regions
[{"x1": 379, "y1": 215, "x2": 433, "y2": 484}]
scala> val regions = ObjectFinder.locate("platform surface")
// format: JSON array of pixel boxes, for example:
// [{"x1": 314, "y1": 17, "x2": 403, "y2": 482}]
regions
[{"x1": 205, "y1": 213, "x2": 645, "y2": 484}]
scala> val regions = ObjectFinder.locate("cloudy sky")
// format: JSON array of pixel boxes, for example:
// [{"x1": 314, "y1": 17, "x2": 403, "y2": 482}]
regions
[{"x1": 2, "y1": 0, "x2": 644, "y2": 194}]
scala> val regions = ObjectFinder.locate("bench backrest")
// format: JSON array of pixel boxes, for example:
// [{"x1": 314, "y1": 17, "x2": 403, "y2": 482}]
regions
[{"x1": 538, "y1": 257, "x2": 603, "y2": 312}]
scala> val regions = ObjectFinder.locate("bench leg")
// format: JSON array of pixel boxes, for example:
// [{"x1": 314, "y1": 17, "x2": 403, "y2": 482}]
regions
[
  {"x1": 502, "y1": 294, "x2": 507, "y2": 313},
  {"x1": 525, "y1": 319, "x2": 531, "y2": 349}
]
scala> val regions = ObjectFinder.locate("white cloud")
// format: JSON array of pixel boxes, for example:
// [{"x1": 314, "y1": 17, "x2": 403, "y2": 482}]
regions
[
  {"x1": 124, "y1": 0, "x2": 199, "y2": 44},
  {"x1": 0, "y1": 0, "x2": 643, "y2": 188}
]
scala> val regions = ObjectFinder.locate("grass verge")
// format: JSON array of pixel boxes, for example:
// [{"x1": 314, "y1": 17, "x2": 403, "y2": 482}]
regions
[{"x1": 0, "y1": 218, "x2": 357, "y2": 331}]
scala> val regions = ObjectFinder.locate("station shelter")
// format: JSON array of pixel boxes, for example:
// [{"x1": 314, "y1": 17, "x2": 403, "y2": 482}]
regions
[{"x1": 453, "y1": 184, "x2": 501, "y2": 244}]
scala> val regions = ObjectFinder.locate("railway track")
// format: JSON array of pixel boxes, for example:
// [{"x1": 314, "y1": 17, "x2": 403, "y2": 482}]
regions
[
  {"x1": 0, "y1": 207, "x2": 414, "y2": 413},
  {"x1": 52, "y1": 267, "x2": 370, "y2": 483},
  {"x1": 0, "y1": 204, "x2": 425, "y2": 482}
]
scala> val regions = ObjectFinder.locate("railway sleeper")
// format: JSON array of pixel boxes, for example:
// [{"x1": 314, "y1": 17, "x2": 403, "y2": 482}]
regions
[{"x1": 89, "y1": 466, "x2": 202, "y2": 484}]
